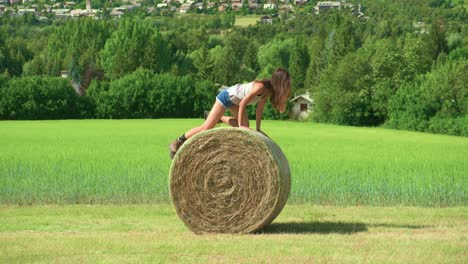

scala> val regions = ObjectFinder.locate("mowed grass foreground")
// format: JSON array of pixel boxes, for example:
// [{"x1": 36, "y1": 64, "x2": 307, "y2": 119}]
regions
[
  {"x1": 0, "y1": 205, "x2": 466, "y2": 263},
  {"x1": 0, "y1": 119, "x2": 467, "y2": 206}
]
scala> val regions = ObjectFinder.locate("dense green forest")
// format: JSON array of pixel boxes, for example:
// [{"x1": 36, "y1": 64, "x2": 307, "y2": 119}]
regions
[{"x1": 0, "y1": 0, "x2": 467, "y2": 136}]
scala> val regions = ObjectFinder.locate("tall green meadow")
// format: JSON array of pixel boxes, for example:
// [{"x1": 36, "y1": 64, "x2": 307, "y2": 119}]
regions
[{"x1": 0, "y1": 120, "x2": 466, "y2": 206}]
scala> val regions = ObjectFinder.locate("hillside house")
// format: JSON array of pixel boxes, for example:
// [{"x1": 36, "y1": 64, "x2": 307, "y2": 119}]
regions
[
  {"x1": 279, "y1": 4, "x2": 292, "y2": 12},
  {"x1": 194, "y1": 2, "x2": 203, "y2": 10},
  {"x1": 179, "y1": 2, "x2": 192, "y2": 13},
  {"x1": 60, "y1": 71, "x2": 69, "y2": 78},
  {"x1": 64, "y1": 2, "x2": 76, "y2": 8},
  {"x1": 52, "y1": 9, "x2": 71, "y2": 18},
  {"x1": 249, "y1": 3, "x2": 259, "y2": 9},
  {"x1": 259, "y1": 15, "x2": 272, "y2": 24},
  {"x1": 263, "y1": 3, "x2": 276, "y2": 9},
  {"x1": 43, "y1": 5, "x2": 51, "y2": 12},
  {"x1": 110, "y1": 9, "x2": 123, "y2": 18},
  {"x1": 290, "y1": 90, "x2": 313, "y2": 120},
  {"x1": 18, "y1": 8, "x2": 36, "y2": 15},
  {"x1": 70, "y1": 9, "x2": 81, "y2": 16},
  {"x1": 314, "y1": 1, "x2": 341, "y2": 14},
  {"x1": 232, "y1": 0, "x2": 243, "y2": 11},
  {"x1": 218, "y1": 4, "x2": 227, "y2": 12}
]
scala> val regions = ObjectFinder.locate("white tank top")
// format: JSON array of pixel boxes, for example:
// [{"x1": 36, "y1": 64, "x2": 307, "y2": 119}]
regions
[{"x1": 226, "y1": 82, "x2": 264, "y2": 106}]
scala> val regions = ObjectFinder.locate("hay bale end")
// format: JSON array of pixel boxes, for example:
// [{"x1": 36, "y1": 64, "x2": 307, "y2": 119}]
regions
[{"x1": 169, "y1": 128, "x2": 290, "y2": 234}]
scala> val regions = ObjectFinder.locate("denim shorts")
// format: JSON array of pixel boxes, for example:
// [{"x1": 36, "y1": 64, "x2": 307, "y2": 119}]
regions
[{"x1": 216, "y1": 89, "x2": 234, "y2": 108}]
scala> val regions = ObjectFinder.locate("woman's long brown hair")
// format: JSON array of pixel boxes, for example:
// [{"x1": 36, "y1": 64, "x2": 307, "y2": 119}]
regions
[{"x1": 257, "y1": 68, "x2": 291, "y2": 113}]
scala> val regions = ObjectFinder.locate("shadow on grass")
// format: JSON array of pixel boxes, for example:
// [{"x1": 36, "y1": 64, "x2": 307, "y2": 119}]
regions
[
  {"x1": 257, "y1": 221, "x2": 367, "y2": 234},
  {"x1": 369, "y1": 223, "x2": 429, "y2": 229}
]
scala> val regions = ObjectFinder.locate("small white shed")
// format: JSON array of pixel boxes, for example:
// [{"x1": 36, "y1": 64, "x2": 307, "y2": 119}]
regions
[{"x1": 290, "y1": 90, "x2": 313, "y2": 120}]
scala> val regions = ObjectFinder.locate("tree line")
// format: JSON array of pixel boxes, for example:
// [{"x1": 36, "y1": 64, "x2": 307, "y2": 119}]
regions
[{"x1": 0, "y1": 0, "x2": 466, "y2": 136}]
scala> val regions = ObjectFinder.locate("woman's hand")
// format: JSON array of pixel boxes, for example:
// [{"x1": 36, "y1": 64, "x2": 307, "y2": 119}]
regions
[{"x1": 239, "y1": 126, "x2": 251, "y2": 130}]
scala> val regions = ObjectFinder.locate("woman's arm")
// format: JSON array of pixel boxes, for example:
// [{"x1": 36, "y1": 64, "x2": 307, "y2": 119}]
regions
[
  {"x1": 255, "y1": 97, "x2": 270, "y2": 138},
  {"x1": 238, "y1": 82, "x2": 264, "y2": 129},
  {"x1": 255, "y1": 97, "x2": 267, "y2": 131}
]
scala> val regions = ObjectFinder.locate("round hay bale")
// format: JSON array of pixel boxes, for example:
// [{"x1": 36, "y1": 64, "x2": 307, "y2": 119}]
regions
[{"x1": 169, "y1": 127, "x2": 290, "y2": 234}]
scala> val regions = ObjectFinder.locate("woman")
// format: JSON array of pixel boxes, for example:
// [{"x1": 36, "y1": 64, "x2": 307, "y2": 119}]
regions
[{"x1": 169, "y1": 68, "x2": 291, "y2": 159}]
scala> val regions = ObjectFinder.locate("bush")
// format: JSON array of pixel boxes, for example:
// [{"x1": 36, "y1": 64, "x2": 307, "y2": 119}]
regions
[
  {"x1": 312, "y1": 52, "x2": 376, "y2": 126},
  {"x1": 0, "y1": 76, "x2": 90, "y2": 120},
  {"x1": 247, "y1": 100, "x2": 292, "y2": 121},
  {"x1": 428, "y1": 116, "x2": 468, "y2": 137},
  {"x1": 386, "y1": 58, "x2": 467, "y2": 136},
  {"x1": 88, "y1": 69, "x2": 218, "y2": 119}
]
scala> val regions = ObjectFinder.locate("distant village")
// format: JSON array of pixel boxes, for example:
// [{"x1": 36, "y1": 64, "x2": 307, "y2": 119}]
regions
[{"x1": 0, "y1": 0, "x2": 369, "y2": 20}]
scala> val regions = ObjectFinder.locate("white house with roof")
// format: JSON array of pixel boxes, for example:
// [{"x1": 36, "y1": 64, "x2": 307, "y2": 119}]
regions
[
  {"x1": 70, "y1": 9, "x2": 82, "y2": 16},
  {"x1": 232, "y1": 0, "x2": 243, "y2": 11},
  {"x1": 194, "y1": 2, "x2": 203, "y2": 10},
  {"x1": 290, "y1": 90, "x2": 313, "y2": 120},
  {"x1": 17, "y1": 8, "x2": 36, "y2": 15},
  {"x1": 110, "y1": 9, "x2": 123, "y2": 18},
  {"x1": 64, "y1": 1, "x2": 76, "y2": 7},
  {"x1": 259, "y1": 15, "x2": 272, "y2": 24},
  {"x1": 52, "y1": 8, "x2": 71, "y2": 18},
  {"x1": 314, "y1": 1, "x2": 341, "y2": 14},
  {"x1": 179, "y1": 1, "x2": 193, "y2": 13},
  {"x1": 263, "y1": 3, "x2": 276, "y2": 9}
]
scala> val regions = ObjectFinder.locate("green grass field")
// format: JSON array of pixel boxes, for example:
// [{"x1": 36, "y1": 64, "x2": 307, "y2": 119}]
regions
[
  {"x1": 1, "y1": 120, "x2": 467, "y2": 262},
  {"x1": 235, "y1": 15, "x2": 262, "y2": 27},
  {"x1": 0, "y1": 119, "x2": 467, "y2": 206},
  {"x1": 1, "y1": 205, "x2": 466, "y2": 263}
]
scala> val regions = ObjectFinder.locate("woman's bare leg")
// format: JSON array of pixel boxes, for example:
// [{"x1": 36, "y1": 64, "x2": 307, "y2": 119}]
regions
[
  {"x1": 220, "y1": 105, "x2": 249, "y2": 127},
  {"x1": 184, "y1": 101, "x2": 226, "y2": 139},
  {"x1": 220, "y1": 105, "x2": 239, "y2": 127},
  {"x1": 220, "y1": 116, "x2": 238, "y2": 127}
]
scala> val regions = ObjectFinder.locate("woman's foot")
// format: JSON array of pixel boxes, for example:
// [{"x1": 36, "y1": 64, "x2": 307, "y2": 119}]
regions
[{"x1": 169, "y1": 138, "x2": 185, "y2": 159}]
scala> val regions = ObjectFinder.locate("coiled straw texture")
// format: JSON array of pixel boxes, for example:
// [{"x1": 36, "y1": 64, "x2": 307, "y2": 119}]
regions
[{"x1": 170, "y1": 128, "x2": 290, "y2": 234}]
